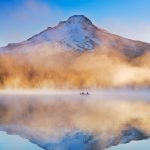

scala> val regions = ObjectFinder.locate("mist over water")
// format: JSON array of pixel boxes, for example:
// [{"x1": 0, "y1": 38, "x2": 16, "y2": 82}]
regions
[
  {"x1": 1, "y1": 47, "x2": 150, "y2": 89},
  {"x1": 0, "y1": 90, "x2": 150, "y2": 149}
]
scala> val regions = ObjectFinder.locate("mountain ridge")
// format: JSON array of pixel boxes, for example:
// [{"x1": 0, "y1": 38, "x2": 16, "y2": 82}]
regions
[{"x1": 1, "y1": 15, "x2": 150, "y2": 57}]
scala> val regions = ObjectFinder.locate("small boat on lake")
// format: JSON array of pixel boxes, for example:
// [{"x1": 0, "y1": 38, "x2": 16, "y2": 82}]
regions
[{"x1": 80, "y1": 92, "x2": 90, "y2": 95}]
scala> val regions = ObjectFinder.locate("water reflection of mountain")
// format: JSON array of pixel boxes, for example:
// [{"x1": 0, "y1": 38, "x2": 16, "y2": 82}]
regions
[
  {"x1": 0, "y1": 92, "x2": 150, "y2": 150},
  {"x1": 110, "y1": 138, "x2": 150, "y2": 150}
]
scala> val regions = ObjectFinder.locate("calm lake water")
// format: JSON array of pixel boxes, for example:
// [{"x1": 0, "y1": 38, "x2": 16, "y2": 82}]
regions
[
  {"x1": 0, "y1": 90, "x2": 150, "y2": 150},
  {"x1": 110, "y1": 138, "x2": 150, "y2": 150},
  {"x1": 0, "y1": 131, "x2": 42, "y2": 150}
]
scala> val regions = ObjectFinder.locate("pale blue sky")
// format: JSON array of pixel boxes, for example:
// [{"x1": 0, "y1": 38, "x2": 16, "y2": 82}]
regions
[{"x1": 0, "y1": 0, "x2": 150, "y2": 47}]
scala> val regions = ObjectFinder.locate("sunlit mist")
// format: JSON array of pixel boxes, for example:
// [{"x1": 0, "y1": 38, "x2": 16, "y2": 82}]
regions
[{"x1": 1, "y1": 45, "x2": 150, "y2": 89}]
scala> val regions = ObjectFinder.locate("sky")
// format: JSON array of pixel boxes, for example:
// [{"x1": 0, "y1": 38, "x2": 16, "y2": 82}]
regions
[{"x1": 0, "y1": 0, "x2": 150, "y2": 47}]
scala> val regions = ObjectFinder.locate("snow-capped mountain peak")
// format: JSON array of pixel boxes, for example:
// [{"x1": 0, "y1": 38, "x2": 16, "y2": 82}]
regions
[
  {"x1": 1, "y1": 15, "x2": 150, "y2": 56},
  {"x1": 25, "y1": 15, "x2": 99, "y2": 51},
  {"x1": 65, "y1": 15, "x2": 93, "y2": 26}
]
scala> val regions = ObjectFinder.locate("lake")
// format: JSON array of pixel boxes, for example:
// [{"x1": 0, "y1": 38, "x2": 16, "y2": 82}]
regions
[
  {"x1": 0, "y1": 131, "x2": 42, "y2": 150},
  {"x1": 110, "y1": 138, "x2": 150, "y2": 150},
  {"x1": 0, "y1": 89, "x2": 150, "y2": 150}
]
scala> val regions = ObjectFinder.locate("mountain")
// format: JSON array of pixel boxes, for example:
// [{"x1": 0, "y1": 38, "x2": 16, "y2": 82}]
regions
[
  {"x1": 1, "y1": 15, "x2": 150, "y2": 88},
  {"x1": 1, "y1": 15, "x2": 150, "y2": 57}
]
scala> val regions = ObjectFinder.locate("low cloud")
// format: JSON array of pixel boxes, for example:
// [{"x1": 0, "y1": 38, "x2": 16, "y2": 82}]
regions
[{"x1": 0, "y1": 45, "x2": 150, "y2": 89}]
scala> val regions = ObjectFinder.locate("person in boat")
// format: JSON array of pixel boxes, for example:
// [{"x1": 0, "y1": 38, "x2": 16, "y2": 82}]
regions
[
  {"x1": 80, "y1": 92, "x2": 90, "y2": 95},
  {"x1": 80, "y1": 92, "x2": 84, "y2": 95}
]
